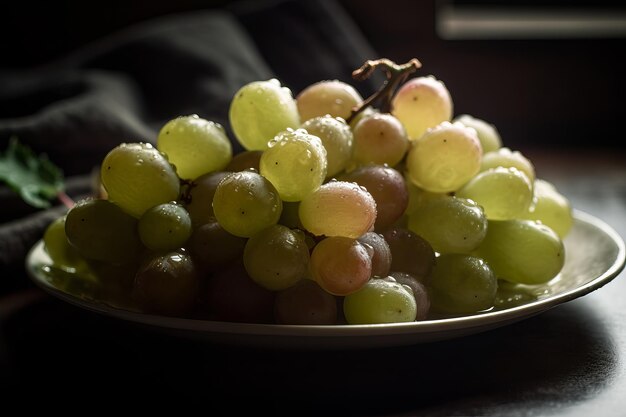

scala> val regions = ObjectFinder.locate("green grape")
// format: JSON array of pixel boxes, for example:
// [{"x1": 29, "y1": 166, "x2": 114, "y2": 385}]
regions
[
  {"x1": 296, "y1": 80, "x2": 363, "y2": 122},
  {"x1": 453, "y1": 114, "x2": 502, "y2": 153},
  {"x1": 259, "y1": 129, "x2": 327, "y2": 202},
  {"x1": 389, "y1": 272, "x2": 430, "y2": 320},
  {"x1": 229, "y1": 79, "x2": 300, "y2": 151},
  {"x1": 43, "y1": 216, "x2": 88, "y2": 271},
  {"x1": 212, "y1": 170, "x2": 282, "y2": 238},
  {"x1": 357, "y1": 232, "x2": 392, "y2": 277},
  {"x1": 343, "y1": 277, "x2": 417, "y2": 324},
  {"x1": 382, "y1": 227, "x2": 435, "y2": 280},
  {"x1": 100, "y1": 142, "x2": 180, "y2": 218},
  {"x1": 206, "y1": 261, "x2": 275, "y2": 323},
  {"x1": 187, "y1": 220, "x2": 247, "y2": 271},
  {"x1": 524, "y1": 179, "x2": 573, "y2": 238},
  {"x1": 341, "y1": 165, "x2": 408, "y2": 231},
  {"x1": 429, "y1": 254, "x2": 498, "y2": 314},
  {"x1": 494, "y1": 279, "x2": 540, "y2": 309},
  {"x1": 391, "y1": 75, "x2": 453, "y2": 140},
  {"x1": 91, "y1": 261, "x2": 138, "y2": 306},
  {"x1": 405, "y1": 122, "x2": 482, "y2": 193},
  {"x1": 224, "y1": 150, "x2": 263, "y2": 172},
  {"x1": 351, "y1": 113, "x2": 409, "y2": 167},
  {"x1": 476, "y1": 219, "x2": 565, "y2": 285},
  {"x1": 138, "y1": 202, "x2": 192, "y2": 251},
  {"x1": 274, "y1": 279, "x2": 338, "y2": 325},
  {"x1": 243, "y1": 225, "x2": 310, "y2": 291},
  {"x1": 480, "y1": 147, "x2": 535, "y2": 183},
  {"x1": 301, "y1": 116, "x2": 353, "y2": 179},
  {"x1": 185, "y1": 171, "x2": 230, "y2": 227},
  {"x1": 310, "y1": 237, "x2": 372, "y2": 296},
  {"x1": 133, "y1": 250, "x2": 200, "y2": 316},
  {"x1": 157, "y1": 115, "x2": 232, "y2": 180},
  {"x1": 405, "y1": 181, "x2": 446, "y2": 215},
  {"x1": 65, "y1": 198, "x2": 141, "y2": 264},
  {"x1": 407, "y1": 196, "x2": 488, "y2": 254},
  {"x1": 456, "y1": 166, "x2": 533, "y2": 220},
  {"x1": 299, "y1": 180, "x2": 377, "y2": 238}
]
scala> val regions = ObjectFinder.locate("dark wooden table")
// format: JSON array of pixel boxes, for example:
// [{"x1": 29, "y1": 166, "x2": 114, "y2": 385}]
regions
[{"x1": 1, "y1": 148, "x2": 624, "y2": 415}]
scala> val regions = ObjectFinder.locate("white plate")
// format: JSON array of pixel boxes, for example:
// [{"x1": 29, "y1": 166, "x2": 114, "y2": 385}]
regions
[{"x1": 26, "y1": 210, "x2": 625, "y2": 349}]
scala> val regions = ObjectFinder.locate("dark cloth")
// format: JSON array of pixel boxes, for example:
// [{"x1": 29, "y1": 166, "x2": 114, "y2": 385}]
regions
[{"x1": 0, "y1": 0, "x2": 379, "y2": 290}]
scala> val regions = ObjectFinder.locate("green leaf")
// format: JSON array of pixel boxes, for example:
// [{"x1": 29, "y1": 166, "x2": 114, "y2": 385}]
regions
[{"x1": 0, "y1": 137, "x2": 64, "y2": 208}]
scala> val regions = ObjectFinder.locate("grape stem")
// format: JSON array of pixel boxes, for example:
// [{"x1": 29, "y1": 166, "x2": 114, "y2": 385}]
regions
[{"x1": 347, "y1": 58, "x2": 422, "y2": 124}]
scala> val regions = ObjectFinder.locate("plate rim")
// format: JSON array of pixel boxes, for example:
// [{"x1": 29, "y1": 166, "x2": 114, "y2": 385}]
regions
[{"x1": 26, "y1": 209, "x2": 626, "y2": 338}]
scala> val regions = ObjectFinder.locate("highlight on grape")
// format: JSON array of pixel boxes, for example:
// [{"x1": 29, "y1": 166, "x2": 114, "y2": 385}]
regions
[{"x1": 42, "y1": 59, "x2": 572, "y2": 325}]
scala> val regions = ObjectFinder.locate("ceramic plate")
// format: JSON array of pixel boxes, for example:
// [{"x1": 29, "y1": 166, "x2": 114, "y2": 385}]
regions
[{"x1": 26, "y1": 210, "x2": 625, "y2": 349}]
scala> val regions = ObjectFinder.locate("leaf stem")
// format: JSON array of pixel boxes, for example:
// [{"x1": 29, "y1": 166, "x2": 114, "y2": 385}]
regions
[{"x1": 57, "y1": 191, "x2": 75, "y2": 210}]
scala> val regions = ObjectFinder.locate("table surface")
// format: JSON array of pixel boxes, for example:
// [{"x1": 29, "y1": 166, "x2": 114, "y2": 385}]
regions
[{"x1": 1, "y1": 148, "x2": 625, "y2": 415}]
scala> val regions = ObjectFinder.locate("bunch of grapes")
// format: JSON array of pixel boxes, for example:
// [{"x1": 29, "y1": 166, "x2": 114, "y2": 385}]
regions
[{"x1": 42, "y1": 59, "x2": 573, "y2": 325}]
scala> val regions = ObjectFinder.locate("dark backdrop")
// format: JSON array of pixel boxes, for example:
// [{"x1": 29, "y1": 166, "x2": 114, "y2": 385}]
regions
[{"x1": 1, "y1": 0, "x2": 625, "y2": 150}]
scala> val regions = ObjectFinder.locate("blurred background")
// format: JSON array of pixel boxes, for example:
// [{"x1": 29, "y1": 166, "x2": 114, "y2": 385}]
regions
[{"x1": 2, "y1": 0, "x2": 625, "y2": 151}]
